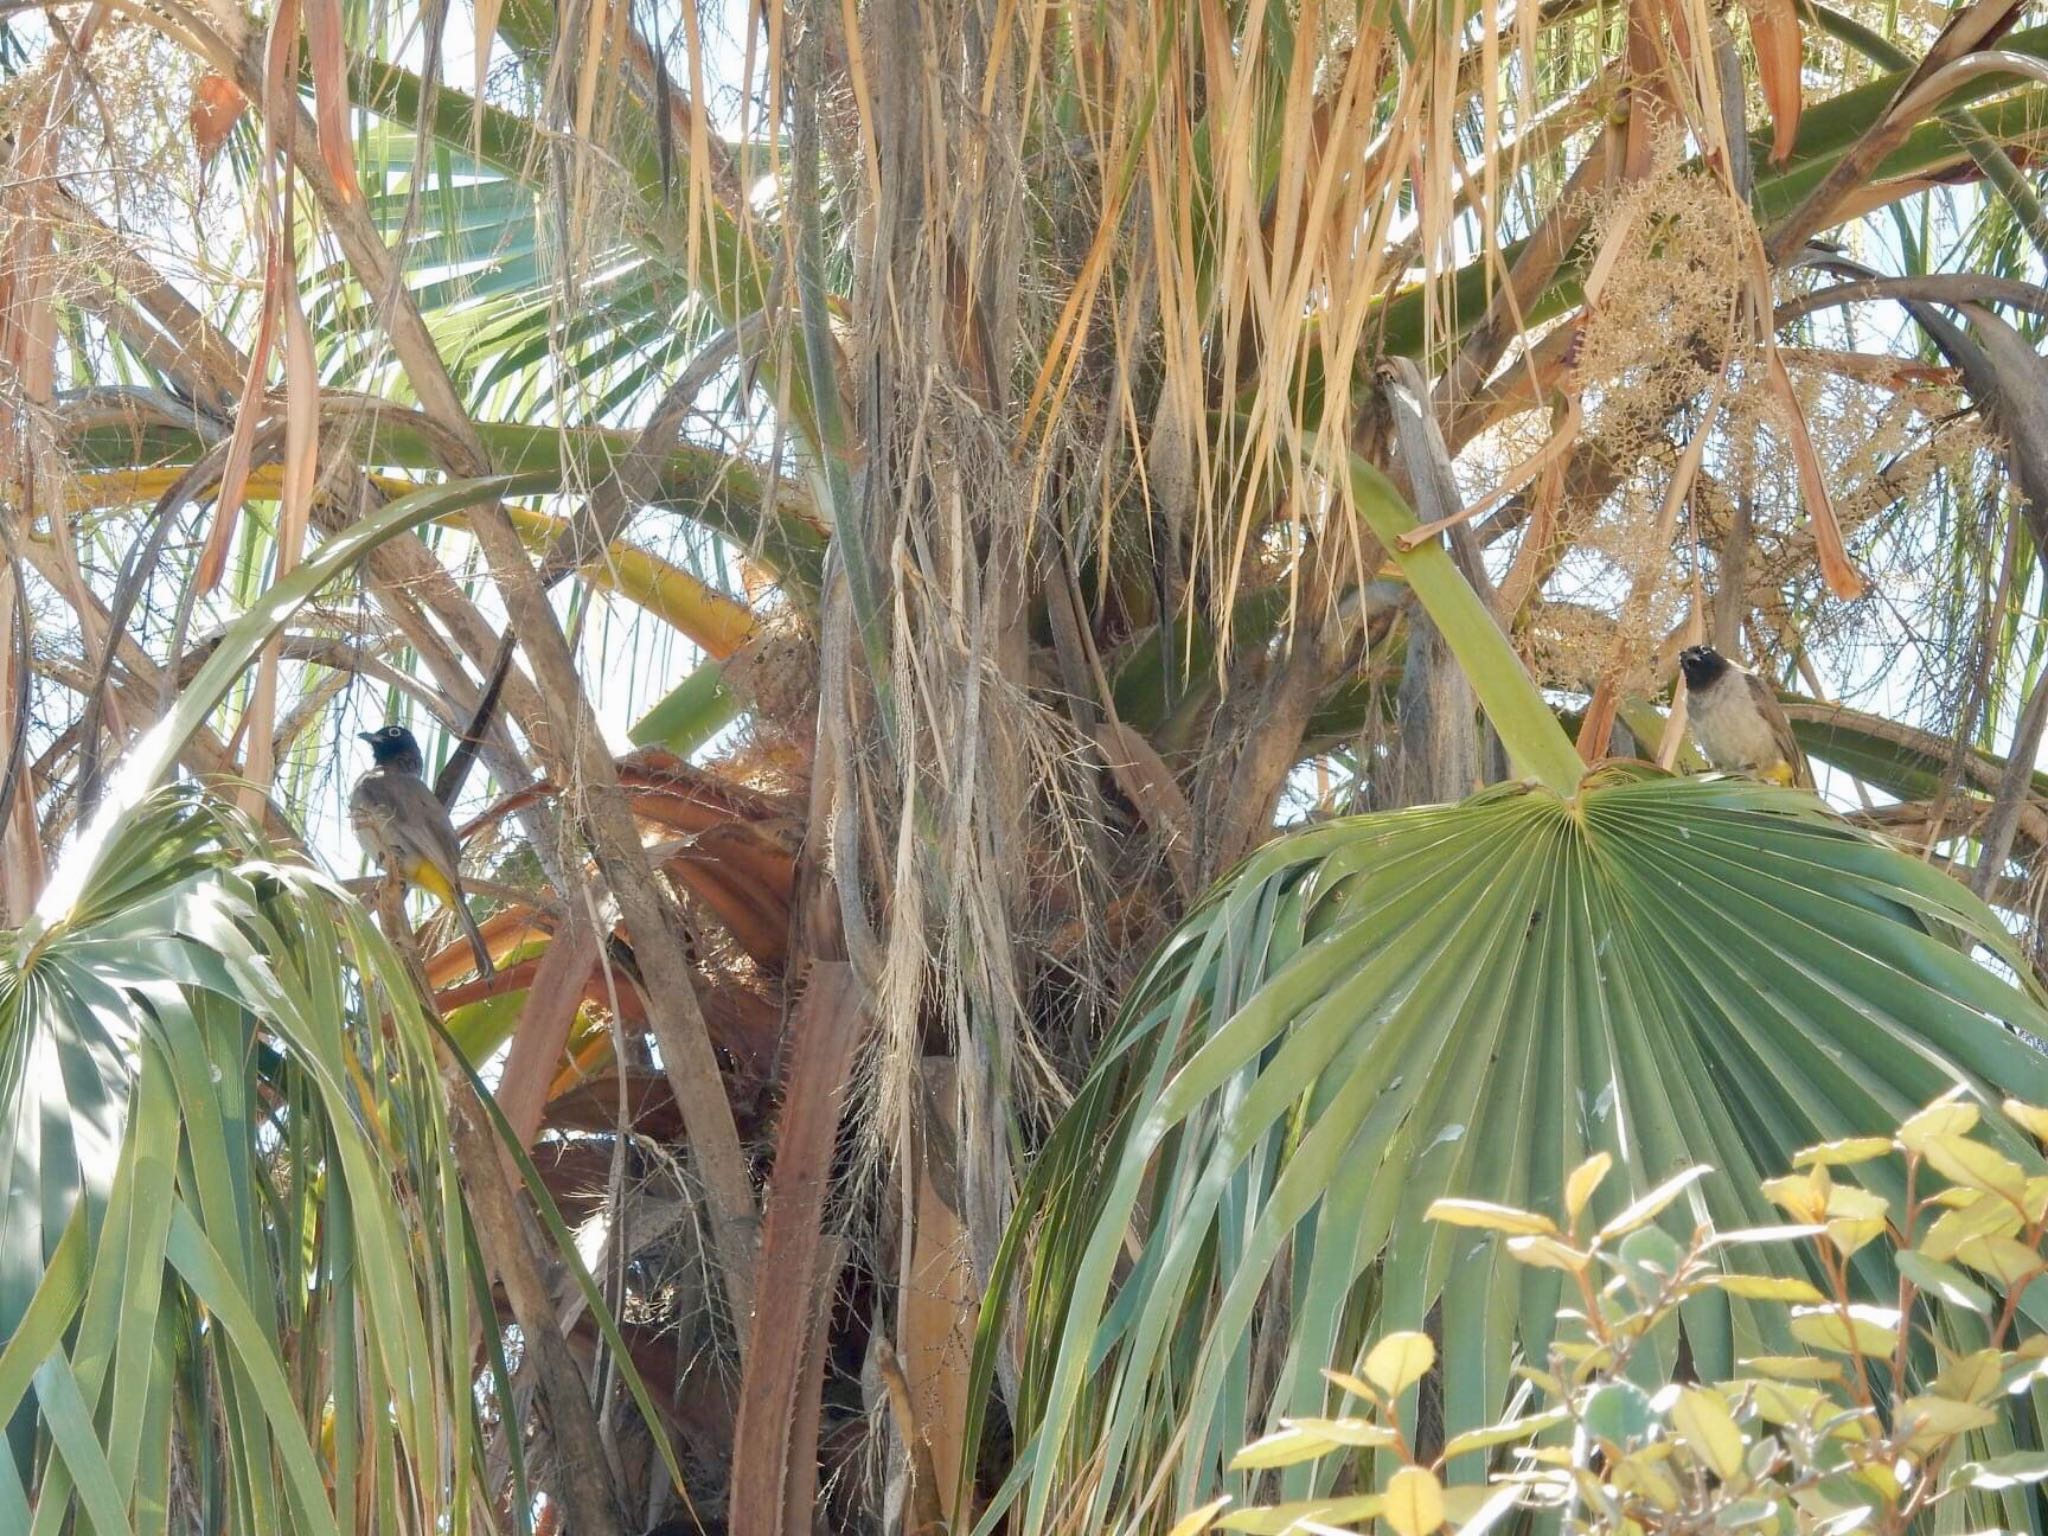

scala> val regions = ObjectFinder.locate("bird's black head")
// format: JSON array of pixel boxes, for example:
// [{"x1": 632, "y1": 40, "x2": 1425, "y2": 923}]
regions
[
  {"x1": 1678, "y1": 645, "x2": 1729, "y2": 690},
  {"x1": 359, "y1": 723, "x2": 424, "y2": 774}
]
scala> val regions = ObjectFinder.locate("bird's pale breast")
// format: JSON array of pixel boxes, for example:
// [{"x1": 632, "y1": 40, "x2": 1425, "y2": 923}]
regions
[{"x1": 1690, "y1": 682, "x2": 1783, "y2": 770}]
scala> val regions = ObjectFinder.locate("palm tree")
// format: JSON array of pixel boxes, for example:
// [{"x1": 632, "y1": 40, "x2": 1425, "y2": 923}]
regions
[{"x1": 5, "y1": 0, "x2": 2048, "y2": 1530}]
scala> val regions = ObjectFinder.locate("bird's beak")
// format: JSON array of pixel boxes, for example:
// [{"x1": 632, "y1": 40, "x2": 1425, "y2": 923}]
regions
[{"x1": 357, "y1": 731, "x2": 377, "y2": 743}]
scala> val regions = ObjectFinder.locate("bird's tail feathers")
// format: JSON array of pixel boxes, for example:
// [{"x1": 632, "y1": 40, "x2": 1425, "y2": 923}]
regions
[{"x1": 452, "y1": 890, "x2": 495, "y2": 980}]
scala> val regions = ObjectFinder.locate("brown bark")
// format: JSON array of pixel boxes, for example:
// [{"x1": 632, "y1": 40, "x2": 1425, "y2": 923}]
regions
[
  {"x1": 445, "y1": 1072, "x2": 624, "y2": 1536},
  {"x1": 731, "y1": 964, "x2": 863, "y2": 1536},
  {"x1": 372, "y1": 876, "x2": 625, "y2": 1536},
  {"x1": 1973, "y1": 666, "x2": 2048, "y2": 899}
]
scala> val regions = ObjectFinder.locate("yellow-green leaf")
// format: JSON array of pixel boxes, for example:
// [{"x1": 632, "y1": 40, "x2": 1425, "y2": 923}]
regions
[
  {"x1": 1321, "y1": 1368, "x2": 1379, "y2": 1401},
  {"x1": 1922, "y1": 1185, "x2": 1983, "y2": 1209},
  {"x1": 1217, "y1": 1496, "x2": 1382, "y2": 1534},
  {"x1": 1279, "y1": 1416, "x2": 1397, "y2": 1448},
  {"x1": 1228, "y1": 1425, "x2": 1337, "y2": 1470},
  {"x1": 1793, "y1": 1137, "x2": 1894, "y2": 1168},
  {"x1": 1167, "y1": 1497, "x2": 1231, "y2": 1536},
  {"x1": 2003, "y1": 1098, "x2": 2048, "y2": 1143},
  {"x1": 1746, "y1": 1379, "x2": 1828, "y2": 1424},
  {"x1": 1895, "y1": 1393, "x2": 1996, "y2": 1450},
  {"x1": 1673, "y1": 1388, "x2": 1745, "y2": 1480},
  {"x1": 1425, "y1": 1199, "x2": 1558, "y2": 1237},
  {"x1": 1739, "y1": 1355, "x2": 1844, "y2": 1383},
  {"x1": 1505, "y1": 1234, "x2": 1590, "y2": 1272},
  {"x1": 1824, "y1": 1217, "x2": 1886, "y2": 1258},
  {"x1": 1596, "y1": 1166, "x2": 1713, "y2": 1242},
  {"x1": 1363, "y1": 1332, "x2": 1436, "y2": 1396},
  {"x1": 1555, "y1": 1339, "x2": 1618, "y2": 1374},
  {"x1": 1822, "y1": 1184, "x2": 1887, "y2": 1220},
  {"x1": 1612, "y1": 1453, "x2": 1683, "y2": 1509},
  {"x1": 1441, "y1": 1406, "x2": 1571, "y2": 1459},
  {"x1": 1384, "y1": 1466, "x2": 1445, "y2": 1536},
  {"x1": 1848, "y1": 1461, "x2": 1902, "y2": 1506},
  {"x1": 1899, "y1": 1099, "x2": 1980, "y2": 1152},
  {"x1": 1788, "y1": 1305, "x2": 1898, "y2": 1356},
  {"x1": 1822, "y1": 1410, "x2": 1875, "y2": 1444},
  {"x1": 1918, "y1": 1193, "x2": 2022, "y2": 1261},
  {"x1": 1952, "y1": 1233, "x2": 2043, "y2": 1287},
  {"x1": 1932, "y1": 1349, "x2": 2007, "y2": 1404},
  {"x1": 1710, "y1": 1273, "x2": 1826, "y2": 1303},
  {"x1": 1759, "y1": 1173, "x2": 1828, "y2": 1224},
  {"x1": 2025, "y1": 1176, "x2": 2048, "y2": 1223},
  {"x1": 1565, "y1": 1153, "x2": 1612, "y2": 1224},
  {"x1": 1515, "y1": 1367, "x2": 1566, "y2": 1398},
  {"x1": 1918, "y1": 1135, "x2": 2027, "y2": 1203}
]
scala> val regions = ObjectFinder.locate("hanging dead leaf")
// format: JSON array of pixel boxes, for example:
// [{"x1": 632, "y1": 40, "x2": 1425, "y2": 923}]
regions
[
  {"x1": 1578, "y1": 676, "x2": 1623, "y2": 767},
  {"x1": 302, "y1": 0, "x2": 363, "y2": 202},
  {"x1": 474, "y1": 0, "x2": 506, "y2": 117},
  {"x1": 1765, "y1": 345, "x2": 1865, "y2": 599},
  {"x1": 277, "y1": 260, "x2": 318, "y2": 572},
  {"x1": 1749, "y1": 0, "x2": 1804, "y2": 165},
  {"x1": 195, "y1": 247, "x2": 283, "y2": 595},
  {"x1": 190, "y1": 72, "x2": 247, "y2": 167}
]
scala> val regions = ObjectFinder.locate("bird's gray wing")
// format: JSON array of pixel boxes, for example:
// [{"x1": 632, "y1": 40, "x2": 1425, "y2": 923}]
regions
[
  {"x1": 349, "y1": 775, "x2": 407, "y2": 869},
  {"x1": 378, "y1": 773, "x2": 469, "y2": 886},
  {"x1": 1745, "y1": 672, "x2": 1812, "y2": 787},
  {"x1": 349, "y1": 773, "x2": 494, "y2": 978}
]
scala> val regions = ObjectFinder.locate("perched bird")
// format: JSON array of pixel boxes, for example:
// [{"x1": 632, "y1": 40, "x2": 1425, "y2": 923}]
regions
[
  {"x1": 350, "y1": 724, "x2": 494, "y2": 977},
  {"x1": 1677, "y1": 645, "x2": 1811, "y2": 788}
]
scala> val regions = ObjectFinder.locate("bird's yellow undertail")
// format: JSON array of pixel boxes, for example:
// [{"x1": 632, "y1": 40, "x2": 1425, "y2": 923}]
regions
[{"x1": 402, "y1": 857, "x2": 460, "y2": 907}]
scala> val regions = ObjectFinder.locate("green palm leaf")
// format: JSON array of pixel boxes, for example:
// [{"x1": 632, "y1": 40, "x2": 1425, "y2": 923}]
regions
[
  {"x1": 976, "y1": 769, "x2": 2048, "y2": 1535},
  {"x1": 0, "y1": 786, "x2": 483, "y2": 1532},
  {"x1": 0, "y1": 473, "x2": 556, "y2": 1530}
]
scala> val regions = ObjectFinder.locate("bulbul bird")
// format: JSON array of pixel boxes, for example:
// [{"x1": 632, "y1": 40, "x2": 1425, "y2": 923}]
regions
[
  {"x1": 350, "y1": 724, "x2": 494, "y2": 978},
  {"x1": 1677, "y1": 645, "x2": 1811, "y2": 788}
]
